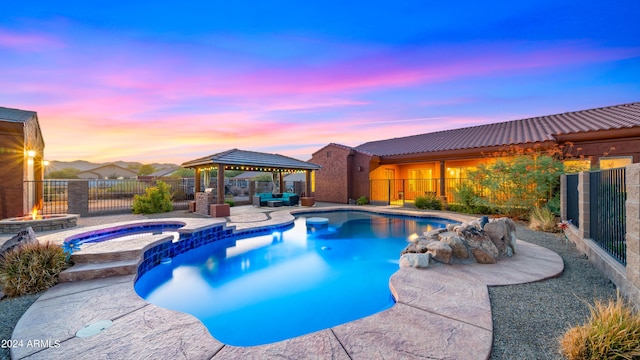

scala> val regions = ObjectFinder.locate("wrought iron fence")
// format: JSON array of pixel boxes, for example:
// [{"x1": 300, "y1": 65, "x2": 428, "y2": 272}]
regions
[
  {"x1": 565, "y1": 174, "x2": 579, "y2": 228},
  {"x1": 26, "y1": 178, "x2": 195, "y2": 216},
  {"x1": 41, "y1": 180, "x2": 69, "y2": 214},
  {"x1": 589, "y1": 168, "x2": 626, "y2": 265}
]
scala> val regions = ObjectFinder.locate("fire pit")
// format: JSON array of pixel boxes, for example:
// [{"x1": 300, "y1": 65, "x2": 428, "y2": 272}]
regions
[{"x1": 0, "y1": 213, "x2": 79, "y2": 234}]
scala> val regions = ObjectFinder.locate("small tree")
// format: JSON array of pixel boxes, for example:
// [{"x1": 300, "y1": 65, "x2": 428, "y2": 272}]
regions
[
  {"x1": 138, "y1": 164, "x2": 157, "y2": 176},
  {"x1": 132, "y1": 181, "x2": 173, "y2": 214},
  {"x1": 462, "y1": 144, "x2": 567, "y2": 218}
]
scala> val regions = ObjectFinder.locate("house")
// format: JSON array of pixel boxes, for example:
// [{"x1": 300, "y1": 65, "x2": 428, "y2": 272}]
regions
[
  {"x1": 0, "y1": 106, "x2": 45, "y2": 218},
  {"x1": 77, "y1": 163, "x2": 137, "y2": 179},
  {"x1": 311, "y1": 102, "x2": 640, "y2": 204}
]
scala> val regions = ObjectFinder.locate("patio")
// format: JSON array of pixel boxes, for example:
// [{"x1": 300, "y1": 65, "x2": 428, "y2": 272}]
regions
[{"x1": 6, "y1": 205, "x2": 564, "y2": 359}]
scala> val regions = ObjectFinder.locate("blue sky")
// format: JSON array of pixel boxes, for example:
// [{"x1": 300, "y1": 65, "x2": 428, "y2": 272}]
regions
[{"x1": 2, "y1": 1, "x2": 639, "y2": 163}]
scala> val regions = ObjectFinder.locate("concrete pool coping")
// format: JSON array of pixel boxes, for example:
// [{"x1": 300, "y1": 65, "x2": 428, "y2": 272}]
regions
[{"x1": 10, "y1": 205, "x2": 564, "y2": 359}]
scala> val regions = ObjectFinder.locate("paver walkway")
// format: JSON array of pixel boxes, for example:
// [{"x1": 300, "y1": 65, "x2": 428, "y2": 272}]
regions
[{"x1": 9, "y1": 206, "x2": 564, "y2": 359}]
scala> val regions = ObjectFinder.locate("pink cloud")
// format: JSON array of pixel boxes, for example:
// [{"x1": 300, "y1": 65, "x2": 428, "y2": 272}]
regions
[{"x1": 0, "y1": 29, "x2": 64, "y2": 51}]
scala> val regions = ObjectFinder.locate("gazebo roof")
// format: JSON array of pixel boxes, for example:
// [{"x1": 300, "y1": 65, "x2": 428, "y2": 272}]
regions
[{"x1": 182, "y1": 148, "x2": 321, "y2": 171}]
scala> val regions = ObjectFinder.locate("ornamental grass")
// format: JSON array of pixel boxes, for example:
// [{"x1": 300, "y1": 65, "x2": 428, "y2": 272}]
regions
[
  {"x1": 560, "y1": 294, "x2": 640, "y2": 359},
  {"x1": 0, "y1": 242, "x2": 68, "y2": 297},
  {"x1": 528, "y1": 206, "x2": 557, "y2": 233}
]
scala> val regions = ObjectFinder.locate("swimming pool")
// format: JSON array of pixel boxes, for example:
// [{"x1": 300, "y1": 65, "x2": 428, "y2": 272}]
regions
[{"x1": 134, "y1": 211, "x2": 453, "y2": 346}]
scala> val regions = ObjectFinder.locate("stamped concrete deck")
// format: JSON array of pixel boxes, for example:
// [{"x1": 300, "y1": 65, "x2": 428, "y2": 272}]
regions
[{"x1": 9, "y1": 205, "x2": 564, "y2": 359}]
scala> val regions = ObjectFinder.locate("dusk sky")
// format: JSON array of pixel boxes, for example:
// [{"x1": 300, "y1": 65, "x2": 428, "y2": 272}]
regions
[{"x1": 2, "y1": 2, "x2": 639, "y2": 164}]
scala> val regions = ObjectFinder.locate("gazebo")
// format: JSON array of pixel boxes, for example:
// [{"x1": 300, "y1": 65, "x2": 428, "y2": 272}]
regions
[{"x1": 181, "y1": 149, "x2": 322, "y2": 216}]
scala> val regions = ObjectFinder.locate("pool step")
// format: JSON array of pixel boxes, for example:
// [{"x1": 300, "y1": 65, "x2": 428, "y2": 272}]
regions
[
  {"x1": 59, "y1": 259, "x2": 139, "y2": 282},
  {"x1": 59, "y1": 234, "x2": 174, "y2": 282}
]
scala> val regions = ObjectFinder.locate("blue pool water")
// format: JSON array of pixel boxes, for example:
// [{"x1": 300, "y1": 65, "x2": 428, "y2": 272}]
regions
[{"x1": 134, "y1": 212, "x2": 451, "y2": 346}]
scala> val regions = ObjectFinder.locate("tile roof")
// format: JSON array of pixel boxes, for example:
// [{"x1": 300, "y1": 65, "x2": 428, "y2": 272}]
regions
[
  {"x1": 355, "y1": 102, "x2": 640, "y2": 157},
  {"x1": 0, "y1": 106, "x2": 37, "y2": 122},
  {"x1": 182, "y1": 148, "x2": 322, "y2": 170}
]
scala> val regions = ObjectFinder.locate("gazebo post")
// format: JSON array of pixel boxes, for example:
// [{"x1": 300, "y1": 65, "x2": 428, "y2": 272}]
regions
[
  {"x1": 301, "y1": 170, "x2": 315, "y2": 207},
  {"x1": 210, "y1": 163, "x2": 230, "y2": 217},
  {"x1": 279, "y1": 171, "x2": 285, "y2": 193}
]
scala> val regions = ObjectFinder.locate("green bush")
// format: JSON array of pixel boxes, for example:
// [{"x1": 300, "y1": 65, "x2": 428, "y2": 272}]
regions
[
  {"x1": 560, "y1": 294, "x2": 640, "y2": 359},
  {"x1": 225, "y1": 200, "x2": 235, "y2": 207},
  {"x1": 0, "y1": 243, "x2": 68, "y2": 297},
  {"x1": 356, "y1": 196, "x2": 369, "y2": 205},
  {"x1": 414, "y1": 194, "x2": 442, "y2": 210},
  {"x1": 132, "y1": 181, "x2": 173, "y2": 214}
]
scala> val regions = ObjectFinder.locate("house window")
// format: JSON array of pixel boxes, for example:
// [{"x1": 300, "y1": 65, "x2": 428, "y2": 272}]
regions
[
  {"x1": 599, "y1": 156, "x2": 632, "y2": 169},
  {"x1": 408, "y1": 169, "x2": 433, "y2": 192},
  {"x1": 326, "y1": 151, "x2": 332, "y2": 158}
]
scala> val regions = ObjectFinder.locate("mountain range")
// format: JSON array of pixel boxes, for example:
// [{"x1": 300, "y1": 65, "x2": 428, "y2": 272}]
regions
[{"x1": 45, "y1": 160, "x2": 180, "y2": 174}]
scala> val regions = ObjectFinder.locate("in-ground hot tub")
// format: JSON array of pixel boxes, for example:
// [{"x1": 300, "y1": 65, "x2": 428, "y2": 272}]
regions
[{"x1": 0, "y1": 214, "x2": 79, "y2": 234}]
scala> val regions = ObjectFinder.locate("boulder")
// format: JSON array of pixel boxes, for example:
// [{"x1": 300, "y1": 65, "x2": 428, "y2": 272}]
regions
[
  {"x1": 0, "y1": 227, "x2": 38, "y2": 255},
  {"x1": 439, "y1": 232, "x2": 469, "y2": 259},
  {"x1": 426, "y1": 241, "x2": 452, "y2": 264},
  {"x1": 399, "y1": 253, "x2": 430, "y2": 268},
  {"x1": 471, "y1": 248, "x2": 497, "y2": 264},
  {"x1": 415, "y1": 239, "x2": 436, "y2": 253},
  {"x1": 401, "y1": 243, "x2": 418, "y2": 255},
  {"x1": 484, "y1": 217, "x2": 517, "y2": 256},
  {"x1": 424, "y1": 228, "x2": 447, "y2": 240},
  {"x1": 459, "y1": 227, "x2": 500, "y2": 259}
]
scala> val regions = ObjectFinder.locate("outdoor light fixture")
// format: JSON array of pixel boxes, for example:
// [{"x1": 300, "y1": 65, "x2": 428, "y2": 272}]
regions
[{"x1": 26, "y1": 150, "x2": 36, "y2": 158}]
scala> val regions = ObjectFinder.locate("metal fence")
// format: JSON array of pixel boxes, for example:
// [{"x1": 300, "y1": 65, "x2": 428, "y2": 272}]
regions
[
  {"x1": 565, "y1": 174, "x2": 579, "y2": 228},
  {"x1": 370, "y1": 178, "x2": 487, "y2": 205},
  {"x1": 589, "y1": 168, "x2": 626, "y2": 265},
  {"x1": 27, "y1": 178, "x2": 195, "y2": 216}
]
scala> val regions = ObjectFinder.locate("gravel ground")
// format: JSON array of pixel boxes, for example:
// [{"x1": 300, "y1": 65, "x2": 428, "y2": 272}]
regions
[
  {"x1": 0, "y1": 293, "x2": 41, "y2": 360},
  {"x1": 489, "y1": 223, "x2": 617, "y2": 360},
  {"x1": 0, "y1": 220, "x2": 619, "y2": 360}
]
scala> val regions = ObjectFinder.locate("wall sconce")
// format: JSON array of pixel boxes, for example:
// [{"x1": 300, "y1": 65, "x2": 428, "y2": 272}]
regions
[
  {"x1": 357, "y1": 166, "x2": 363, "y2": 172},
  {"x1": 27, "y1": 150, "x2": 36, "y2": 158}
]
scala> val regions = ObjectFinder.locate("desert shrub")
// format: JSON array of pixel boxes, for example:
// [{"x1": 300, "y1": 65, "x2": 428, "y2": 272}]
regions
[
  {"x1": 356, "y1": 196, "x2": 369, "y2": 205},
  {"x1": 451, "y1": 182, "x2": 489, "y2": 214},
  {"x1": 0, "y1": 243, "x2": 68, "y2": 297},
  {"x1": 414, "y1": 194, "x2": 442, "y2": 210},
  {"x1": 132, "y1": 181, "x2": 173, "y2": 214},
  {"x1": 225, "y1": 200, "x2": 235, "y2": 207},
  {"x1": 560, "y1": 294, "x2": 640, "y2": 359},
  {"x1": 528, "y1": 206, "x2": 558, "y2": 232}
]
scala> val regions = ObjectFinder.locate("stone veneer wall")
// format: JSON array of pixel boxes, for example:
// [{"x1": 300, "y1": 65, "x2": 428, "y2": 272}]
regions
[
  {"x1": 67, "y1": 181, "x2": 89, "y2": 216},
  {"x1": 562, "y1": 163, "x2": 640, "y2": 307}
]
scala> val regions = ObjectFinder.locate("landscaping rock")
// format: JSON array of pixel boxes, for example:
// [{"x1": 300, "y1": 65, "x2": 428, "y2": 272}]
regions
[
  {"x1": 401, "y1": 243, "x2": 418, "y2": 255},
  {"x1": 439, "y1": 232, "x2": 469, "y2": 259},
  {"x1": 399, "y1": 253, "x2": 430, "y2": 268},
  {"x1": 472, "y1": 248, "x2": 497, "y2": 264},
  {"x1": 426, "y1": 241, "x2": 452, "y2": 264},
  {"x1": 398, "y1": 216, "x2": 517, "y2": 267},
  {"x1": 424, "y1": 228, "x2": 447, "y2": 240},
  {"x1": 459, "y1": 227, "x2": 500, "y2": 259},
  {"x1": 0, "y1": 227, "x2": 38, "y2": 255},
  {"x1": 484, "y1": 217, "x2": 517, "y2": 256},
  {"x1": 415, "y1": 239, "x2": 436, "y2": 253}
]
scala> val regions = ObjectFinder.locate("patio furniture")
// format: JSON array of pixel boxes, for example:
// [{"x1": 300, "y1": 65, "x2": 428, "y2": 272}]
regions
[
  {"x1": 253, "y1": 192, "x2": 300, "y2": 206},
  {"x1": 267, "y1": 200, "x2": 283, "y2": 207}
]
